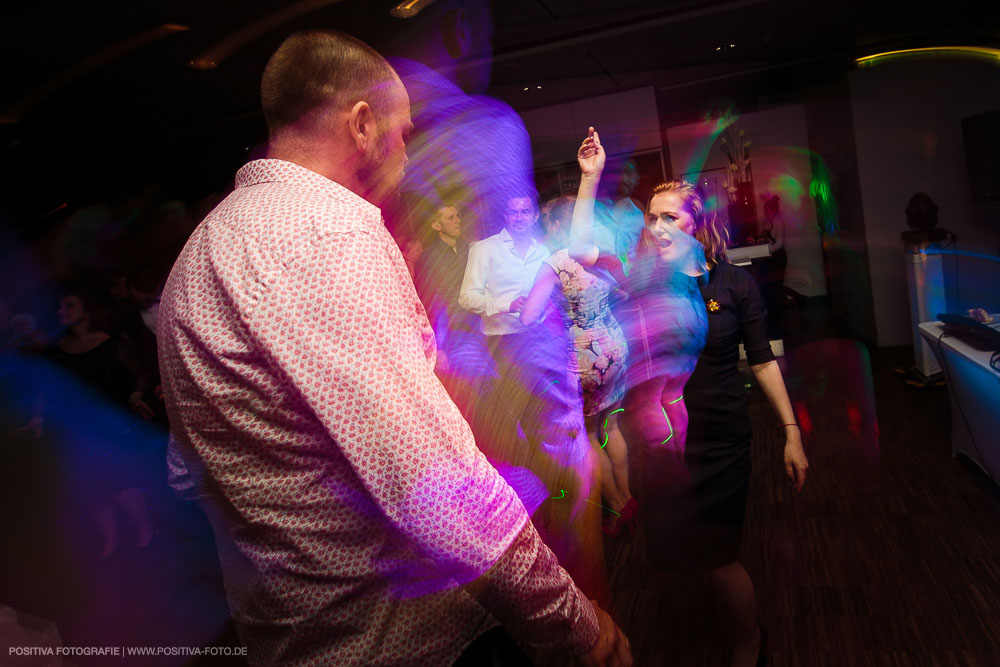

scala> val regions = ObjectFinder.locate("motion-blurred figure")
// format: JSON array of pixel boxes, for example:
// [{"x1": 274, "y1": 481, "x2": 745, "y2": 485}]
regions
[{"x1": 521, "y1": 146, "x2": 633, "y2": 538}]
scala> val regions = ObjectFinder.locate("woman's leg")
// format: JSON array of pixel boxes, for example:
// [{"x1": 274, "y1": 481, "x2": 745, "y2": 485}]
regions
[
  {"x1": 623, "y1": 376, "x2": 669, "y2": 447},
  {"x1": 601, "y1": 407, "x2": 632, "y2": 509},
  {"x1": 91, "y1": 499, "x2": 120, "y2": 557},
  {"x1": 659, "y1": 380, "x2": 690, "y2": 453},
  {"x1": 587, "y1": 412, "x2": 625, "y2": 515},
  {"x1": 709, "y1": 560, "x2": 761, "y2": 667}
]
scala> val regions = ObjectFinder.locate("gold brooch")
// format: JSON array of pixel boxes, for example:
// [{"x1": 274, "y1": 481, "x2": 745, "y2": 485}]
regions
[{"x1": 706, "y1": 298, "x2": 721, "y2": 313}]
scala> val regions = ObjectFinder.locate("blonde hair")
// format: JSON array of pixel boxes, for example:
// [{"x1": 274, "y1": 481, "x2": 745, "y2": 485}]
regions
[{"x1": 646, "y1": 180, "x2": 729, "y2": 263}]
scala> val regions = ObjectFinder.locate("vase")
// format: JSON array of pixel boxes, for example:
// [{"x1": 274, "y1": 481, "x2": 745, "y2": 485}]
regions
[{"x1": 727, "y1": 181, "x2": 758, "y2": 246}]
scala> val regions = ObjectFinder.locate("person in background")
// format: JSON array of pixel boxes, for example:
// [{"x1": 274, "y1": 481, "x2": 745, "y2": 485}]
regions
[
  {"x1": 414, "y1": 203, "x2": 470, "y2": 374},
  {"x1": 757, "y1": 194, "x2": 787, "y2": 338},
  {"x1": 108, "y1": 261, "x2": 171, "y2": 425},
  {"x1": 158, "y1": 30, "x2": 629, "y2": 667},
  {"x1": 592, "y1": 158, "x2": 646, "y2": 280},
  {"x1": 48, "y1": 287, "x2": 156, "y2": 557}
]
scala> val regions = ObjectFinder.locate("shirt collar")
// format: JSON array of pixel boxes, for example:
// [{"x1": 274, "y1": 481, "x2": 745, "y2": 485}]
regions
[
  {"x1": 235, "y1": 159, "x2": 383, "y2": 225},
  {"x1": 498, "y1": 226, "x2": 541, "y2": 248}
]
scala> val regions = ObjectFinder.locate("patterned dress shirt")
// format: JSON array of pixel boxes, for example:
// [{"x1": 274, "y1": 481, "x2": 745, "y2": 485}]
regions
[{"x1": 158, "y1": 159, "x2": 598, "y2": 666}]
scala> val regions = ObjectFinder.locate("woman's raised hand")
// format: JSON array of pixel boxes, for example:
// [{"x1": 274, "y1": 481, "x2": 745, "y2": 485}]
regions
[{"x1": 578, "y1": 126, "x2": 606, "y2": 177}]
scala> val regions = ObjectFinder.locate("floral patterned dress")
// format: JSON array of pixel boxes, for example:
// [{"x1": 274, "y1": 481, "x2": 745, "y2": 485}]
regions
[{"x1": 545, "y1": 249, "x2": 629, "y2": 416}]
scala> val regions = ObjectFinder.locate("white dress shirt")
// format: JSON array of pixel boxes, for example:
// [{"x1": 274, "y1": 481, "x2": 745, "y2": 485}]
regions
[{"x1": 459, "y1": 228, "x2": 550, "y2": 336}]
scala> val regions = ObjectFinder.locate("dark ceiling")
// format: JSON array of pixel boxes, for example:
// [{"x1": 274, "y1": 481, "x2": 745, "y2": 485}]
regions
[{"x1": 2, "y1": 0, "x2": 998, "y2": 228}]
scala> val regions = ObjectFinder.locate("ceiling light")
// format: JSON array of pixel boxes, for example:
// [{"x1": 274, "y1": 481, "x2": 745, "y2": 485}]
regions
[{"x1": 390, "y1": 0, "x2": 436, "y2": 18}]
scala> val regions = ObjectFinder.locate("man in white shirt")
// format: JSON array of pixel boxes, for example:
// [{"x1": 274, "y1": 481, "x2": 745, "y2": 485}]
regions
[{"x1": 459, "y1": 195, "x2": 549, "y2": 336}]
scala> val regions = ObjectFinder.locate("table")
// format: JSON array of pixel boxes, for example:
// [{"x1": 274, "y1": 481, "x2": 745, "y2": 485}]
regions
[
  {"x1": 919, "y1": 320, "x2": 1000, "y2": 480},
  {"x1": 727, "y1": 243, "x2": 771, "y2": 267}
]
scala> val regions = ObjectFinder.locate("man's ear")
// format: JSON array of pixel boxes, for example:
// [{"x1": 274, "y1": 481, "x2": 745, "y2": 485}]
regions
[
  {"x1": 441, "y1": 7, "x2": 470, "y2": 59},
  {"x1": 347, "y1": 100, "x2": 376, "y2": 153}
]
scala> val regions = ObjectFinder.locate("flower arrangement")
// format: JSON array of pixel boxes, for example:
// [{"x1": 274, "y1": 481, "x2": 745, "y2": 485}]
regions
[{"x1": 718, "y1": 112, "x2": 751, "y2": 203}]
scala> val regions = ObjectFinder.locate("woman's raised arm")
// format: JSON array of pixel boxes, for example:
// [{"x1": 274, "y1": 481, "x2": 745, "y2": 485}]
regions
[{"x1": 569, "y1": 127, "x2": 605, "y2": 267}]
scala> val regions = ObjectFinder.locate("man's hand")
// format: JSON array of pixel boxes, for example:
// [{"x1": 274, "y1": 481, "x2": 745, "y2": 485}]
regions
[
  {"x1": 577, "y1": 600, "x2": 632, "y2": 667},
  {"x1": 128, "y1": 391, "x2": 156, "y2": 421},
  {"x1": 577, "y1": 127, "x2": 606, "y2": 178},
  {"x1": 509, "y1": 296, "x2": 527, "y2": 313}
]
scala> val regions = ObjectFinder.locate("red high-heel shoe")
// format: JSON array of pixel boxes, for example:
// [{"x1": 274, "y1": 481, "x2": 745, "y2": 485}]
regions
[
  {"x1": 602, "y1": 498, "x2": 639, "y2": 537},
  {"x1": 621, "y1": 497, "x2": 638, "y2": 536}
]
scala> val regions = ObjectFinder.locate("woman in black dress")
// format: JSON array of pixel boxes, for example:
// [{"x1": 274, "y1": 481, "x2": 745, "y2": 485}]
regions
[{"x1": 656, "y1": 200, "x2": 809, "y2": 667}]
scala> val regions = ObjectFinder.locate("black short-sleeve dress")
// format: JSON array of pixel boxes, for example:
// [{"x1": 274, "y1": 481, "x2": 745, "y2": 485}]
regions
[{"x1": 644, "y1": 260, "x2": 774, "y2": 570}]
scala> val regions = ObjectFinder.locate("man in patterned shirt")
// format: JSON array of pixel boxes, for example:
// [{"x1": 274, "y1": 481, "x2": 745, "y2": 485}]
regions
[{"x1": 157, "y1": 30, "x2": 630, "y2": 667}]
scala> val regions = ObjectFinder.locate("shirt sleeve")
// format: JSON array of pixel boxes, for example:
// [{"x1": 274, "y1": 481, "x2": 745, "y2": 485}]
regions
[
  {"x1": 736, "y1": 266, "x2": 776, "y2": 366},
  {"x1": 459, "y1": 239, "x2": 512, "y2": 315},
  {"x1": 250, "y1": 230, "x2": 597, "y2": 652},
  {"x1": 476, "y1": 522, "x2": 600, "y2": 655}
]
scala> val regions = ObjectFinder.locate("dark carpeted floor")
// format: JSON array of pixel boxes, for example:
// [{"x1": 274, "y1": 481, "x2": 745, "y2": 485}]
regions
[{"x1": 594, "y1": 302, "x2": 1000, "y2": 666}]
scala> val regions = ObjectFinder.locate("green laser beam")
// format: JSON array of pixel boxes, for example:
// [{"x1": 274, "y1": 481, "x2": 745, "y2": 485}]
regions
[
  {"x1": 585, "y1": 498, "x2": 621, "y2": 517},
  {"x1": 601, "y1": 408, "x2": 624, "y2": 448},
  {"x1": 661, "y1": 405, "x2": 674, "y2": 444}
]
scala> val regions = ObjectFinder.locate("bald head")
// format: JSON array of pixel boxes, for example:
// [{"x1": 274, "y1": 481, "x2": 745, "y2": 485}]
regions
[{"x1": 261, "y1": 30, "x2": 398, "y2": 138}]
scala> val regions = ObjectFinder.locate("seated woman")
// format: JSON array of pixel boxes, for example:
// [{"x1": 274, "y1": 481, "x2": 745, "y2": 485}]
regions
[{"x1": 520, "y1": 150, "x2": 633, "y2": 537}]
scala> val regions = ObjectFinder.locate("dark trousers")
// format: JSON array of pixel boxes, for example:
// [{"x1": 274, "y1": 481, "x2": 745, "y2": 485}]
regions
[{"x1": 453, "y1": 627, "x2": 535, "y2": 666}]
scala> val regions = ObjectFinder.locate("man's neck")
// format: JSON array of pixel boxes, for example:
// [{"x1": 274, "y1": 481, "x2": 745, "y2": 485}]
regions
[
  {"x1": 439, "y1": 232, "x2": 459, "y2": 249},
  {"x1": 267, "y1": 138, "x2": 362, "y2": 197},
  {"x1": 507, "y1": 231, "x2": 533, "y2": 258}
]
